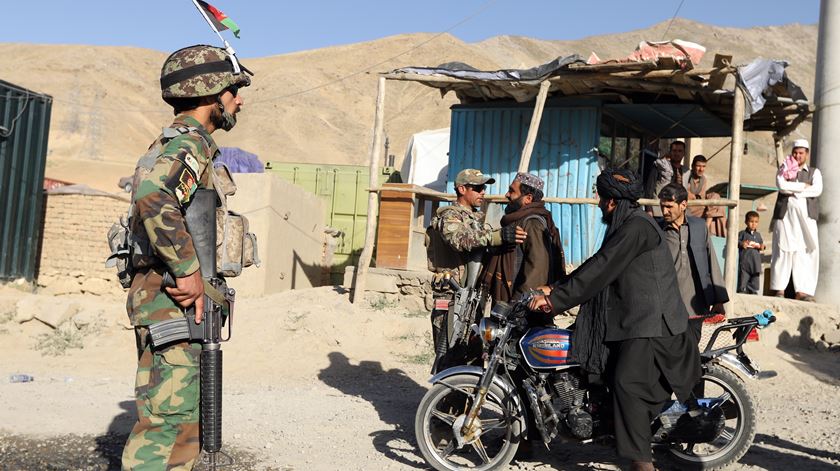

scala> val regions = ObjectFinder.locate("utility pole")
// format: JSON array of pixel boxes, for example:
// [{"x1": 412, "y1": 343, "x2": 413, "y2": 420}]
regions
[{"x1": 814, "y1": 0, "x2": 840, "y2": 305}]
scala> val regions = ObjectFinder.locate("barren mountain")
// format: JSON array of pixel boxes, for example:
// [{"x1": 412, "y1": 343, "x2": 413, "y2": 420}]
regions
[{"x1": 0, "y1": 19, "x2": 818, "y2": 192}]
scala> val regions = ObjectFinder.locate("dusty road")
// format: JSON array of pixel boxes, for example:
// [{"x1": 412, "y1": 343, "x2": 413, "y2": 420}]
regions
[{"x1": 0, "y1": 287, "x2": 838, "y2": 470}]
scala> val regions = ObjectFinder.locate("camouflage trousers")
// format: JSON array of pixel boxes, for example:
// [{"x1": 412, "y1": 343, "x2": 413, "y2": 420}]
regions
[{"x1": 122, "y1": 326, "x2": 202, "y2": 470}]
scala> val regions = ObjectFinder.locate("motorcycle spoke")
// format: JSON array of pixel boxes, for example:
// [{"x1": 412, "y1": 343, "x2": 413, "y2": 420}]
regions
[
  {"x1": 438, "y1": 381, "x2": 476, "y2": 398},
  {"x1": 471, "y1": 438, "x2": 491, "y2": 464},
  {"x1": 430, "y1": 409, "x2": 457, "y2": 426},
  {"x1": 478, "y1": 418, "x2": 507, "y2": 433},
  {"x1": 438, "y1": 441, "x2": 456, "y2": 458},
  {"x1": 715, "y1": 391, "x2": 732, "y2": 404},
  {"x1": 719, "y1": 428, "x2": 735, "y2": 441}
]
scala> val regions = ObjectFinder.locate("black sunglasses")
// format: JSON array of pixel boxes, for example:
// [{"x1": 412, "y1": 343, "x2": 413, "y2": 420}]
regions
[
  {"x1": 226, "y1": 85, "x2": 239, "y2": 97},
  {"x1": 465, "y1": 184, "x2": 486, "y2": 193}
]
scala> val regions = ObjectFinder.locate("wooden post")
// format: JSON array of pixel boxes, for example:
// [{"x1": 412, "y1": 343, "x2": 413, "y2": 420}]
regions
[
  {"x1": 351, "y1": 76, "x2": 386, "y2": 304},
  {"x1": 774, "y1": 137, "x2": 786, "y2": 167},
  {"x1": 518, "y1": 80, "x2": 551, "y2": 173},
  {"x1": 723, "y1": 86, "x2": 745, "y2": 308}
]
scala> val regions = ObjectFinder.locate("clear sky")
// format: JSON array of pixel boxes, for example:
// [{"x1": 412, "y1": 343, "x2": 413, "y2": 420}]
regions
[{"x1": 7, "y1": 0, "x2": 820, "y2": 59}]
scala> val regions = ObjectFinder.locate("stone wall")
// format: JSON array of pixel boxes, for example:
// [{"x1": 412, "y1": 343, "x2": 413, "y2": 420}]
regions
[
  {"x1": 38, "y1": 193, "x2": 129, "y2": 296},
  {"x1": 344, "y1": 266, "x2": 435, "y2": 312}
]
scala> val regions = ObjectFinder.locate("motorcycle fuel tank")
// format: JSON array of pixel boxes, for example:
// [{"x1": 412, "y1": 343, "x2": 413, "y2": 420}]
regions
[{"x1": 519, "y1": 327, "x2": 578, "y2": 370}]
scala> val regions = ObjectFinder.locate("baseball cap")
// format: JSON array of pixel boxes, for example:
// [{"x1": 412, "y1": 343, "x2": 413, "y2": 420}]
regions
[{"x1": 455, "y1": 169, "x2": 496, "y2": 186}]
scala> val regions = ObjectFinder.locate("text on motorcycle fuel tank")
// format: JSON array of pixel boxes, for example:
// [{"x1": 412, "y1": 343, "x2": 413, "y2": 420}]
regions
[{"x1": 519, "y1": 327, "x2": 578, "y2": 369}]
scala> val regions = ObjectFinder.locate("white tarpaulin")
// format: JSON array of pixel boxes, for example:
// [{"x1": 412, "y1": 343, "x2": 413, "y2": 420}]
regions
[{"x1": 400, "y1": 128, "x2": 450, "y2": 191}]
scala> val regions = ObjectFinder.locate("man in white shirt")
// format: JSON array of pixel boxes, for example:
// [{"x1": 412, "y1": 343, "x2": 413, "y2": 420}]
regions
[{"x1": 770, "y1": 139, "x2": 822, "y2": 301}]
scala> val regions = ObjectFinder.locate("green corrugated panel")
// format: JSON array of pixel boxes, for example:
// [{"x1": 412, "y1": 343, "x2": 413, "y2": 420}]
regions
[
  {"x1": 0, "y1": 80, "x2": 52, "y2": 281},
  {"x1": 265, "y1": 162, "x2": 396, "y2": 281}
]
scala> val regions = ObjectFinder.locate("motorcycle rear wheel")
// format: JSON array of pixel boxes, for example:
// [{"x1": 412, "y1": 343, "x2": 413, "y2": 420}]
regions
[
  {"x1": 666, "y1": 364, "x2": 757, "y2": 470},
  {"x1": 415, "y1": 374, "x2": 522, "y2": 471}
]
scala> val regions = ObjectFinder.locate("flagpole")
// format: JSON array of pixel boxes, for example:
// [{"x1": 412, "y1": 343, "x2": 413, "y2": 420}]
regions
[{"x1": 190, "y1": 0, "x2": 241, "y2": 74}]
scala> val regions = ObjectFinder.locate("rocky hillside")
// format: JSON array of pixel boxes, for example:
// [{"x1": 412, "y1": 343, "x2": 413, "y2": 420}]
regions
[{"x1": 0, "y1": 19, "x2": 818, "y2": 191}]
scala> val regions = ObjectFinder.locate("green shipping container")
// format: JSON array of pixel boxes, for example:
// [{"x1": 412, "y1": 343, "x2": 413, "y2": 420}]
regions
[
  {"x1": 265, "y1": 162, "x2": 397, "y2": 282},
  {"x1": 0, "y1": 80, "x2": 52, "y2": 282}
]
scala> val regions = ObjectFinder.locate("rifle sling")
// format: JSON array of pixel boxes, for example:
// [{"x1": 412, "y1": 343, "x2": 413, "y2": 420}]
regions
[{"x1": 203, "y1": 280, "x2": 227, "y2": 307}]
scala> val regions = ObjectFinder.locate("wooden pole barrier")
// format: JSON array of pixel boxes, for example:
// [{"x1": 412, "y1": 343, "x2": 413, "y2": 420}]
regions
[
  {"x1": 518, "y1": 80, "x2": 551, "y2": 173},
  {"x1": 724, "y1": 85, "x2": 746, "y2": 307},
  {"x1": 352, "y1": 77, "x2": 386, "y2": 304}
]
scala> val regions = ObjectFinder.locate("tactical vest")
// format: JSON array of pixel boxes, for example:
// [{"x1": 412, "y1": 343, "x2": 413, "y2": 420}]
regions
[
  {"x1": 772, "y1": 167, "x2": 819, "y2": 221},
  {"x1": 106, "y1": 126, "x2": 259, "y2": 288},
  {"x1": 425, "y1": 219, "x2": 469, "y2": 282}
]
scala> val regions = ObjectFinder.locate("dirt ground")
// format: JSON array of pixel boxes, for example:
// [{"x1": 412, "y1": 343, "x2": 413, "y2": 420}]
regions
[{"x1": 0, "y1": 285, "x2": 838, "y2": 471}]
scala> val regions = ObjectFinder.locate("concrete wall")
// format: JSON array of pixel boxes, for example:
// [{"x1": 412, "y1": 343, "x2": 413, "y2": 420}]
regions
[
  {"x1": 226, "y1": 173, "x2": 329, "y2": 297},
  {"x1": 38, "y1": 193, "x2": 129, "y2": 295}
]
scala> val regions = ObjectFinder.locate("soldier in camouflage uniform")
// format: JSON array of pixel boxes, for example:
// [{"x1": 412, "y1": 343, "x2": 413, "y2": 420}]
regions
[
  {"x1": 121, "y1": 45, "x2": 251, "y2": 470},
  {"x1": 426, "y1": 169, "x2": 526, "y2": 370},
  {"x1": 429, "y1": 169, "x2": 526, "y2": 267}
]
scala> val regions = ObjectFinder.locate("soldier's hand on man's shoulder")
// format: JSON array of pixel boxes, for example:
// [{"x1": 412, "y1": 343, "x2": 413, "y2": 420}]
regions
[
  {"x1": 514, "y1": 226, "x2": 527, "y2": 244},
  {"x1": 500, "y1": 225, "x2": 527, "y2": 245}
]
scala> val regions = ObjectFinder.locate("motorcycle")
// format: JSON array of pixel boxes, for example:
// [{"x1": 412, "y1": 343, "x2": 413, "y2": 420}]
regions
[{"x1": 415, "y1": 296, "x2": 775, "y2": 471}]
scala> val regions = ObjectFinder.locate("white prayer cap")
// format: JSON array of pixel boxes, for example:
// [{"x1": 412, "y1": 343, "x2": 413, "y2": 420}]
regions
[{"x1": 792, "y1": 139, "x2": 810, "y2": 150}]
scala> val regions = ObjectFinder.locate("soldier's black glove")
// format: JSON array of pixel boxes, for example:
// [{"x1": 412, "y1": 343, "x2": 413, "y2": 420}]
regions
[{"x1": 501, "y1": 225, "x2": 519, "y2": 245}]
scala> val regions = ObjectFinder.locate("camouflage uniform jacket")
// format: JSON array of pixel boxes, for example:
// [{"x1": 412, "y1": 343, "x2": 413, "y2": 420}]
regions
[
  {"x1": 126, "y1": 114, "x2": 219, "y2": 326},
  {"x1": 431, "y1": 204, "x2": 498, "y2": 252}
]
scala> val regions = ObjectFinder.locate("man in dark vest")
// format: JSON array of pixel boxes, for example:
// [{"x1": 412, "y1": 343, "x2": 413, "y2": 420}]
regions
[
  {"x1": 770, "y1": 139, "x2": 822, "y2": 301},
  {"x1": 529, "y1": 169, "x2": 700, "y2": 471},
  {"x1": 482, "y1": 172, "x2": 566, "y2": 311},
  {"x1": 658, "y1": 183, "x2": 729, "y2": 343}
]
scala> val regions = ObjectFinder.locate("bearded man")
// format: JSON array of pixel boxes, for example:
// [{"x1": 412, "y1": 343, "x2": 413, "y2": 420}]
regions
[{"x1": 482, "y1": 173, "x2": 565, "y2": 311}]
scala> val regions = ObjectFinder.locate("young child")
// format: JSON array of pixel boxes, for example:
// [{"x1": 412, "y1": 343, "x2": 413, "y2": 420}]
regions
[{"x1": 738, "y1": 211, "x2": 765, "y2": 294}]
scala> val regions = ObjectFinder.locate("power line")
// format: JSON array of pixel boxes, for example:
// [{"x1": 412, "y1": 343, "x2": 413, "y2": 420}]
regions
[{"x1": 661, "y1": 0, "x2": 687, "y2": 40}]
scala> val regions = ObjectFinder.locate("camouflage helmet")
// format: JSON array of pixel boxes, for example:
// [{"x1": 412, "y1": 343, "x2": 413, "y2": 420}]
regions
[{"x1": 160, "y1": 44, "x2": 251, "y2": 100}]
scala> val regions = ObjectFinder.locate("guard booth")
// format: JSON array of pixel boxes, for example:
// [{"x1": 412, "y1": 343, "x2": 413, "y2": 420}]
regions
[{"x1": 351, "y1": 43, "x2": 813, "y2": 303}]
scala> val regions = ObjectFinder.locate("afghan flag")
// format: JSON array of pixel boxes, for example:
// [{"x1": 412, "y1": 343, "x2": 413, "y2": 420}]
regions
[{"x1": 196, "y1": 0, "x2": 241, "y2": 38}]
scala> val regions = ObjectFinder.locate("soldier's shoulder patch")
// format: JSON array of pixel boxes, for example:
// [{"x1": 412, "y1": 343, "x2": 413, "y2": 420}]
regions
[
  {"x1": 164, "y1": 154, "x2": 199, "y2": 205},
  {"x1": 176, "y1": 150, "x2": 201, "y2": 177}
]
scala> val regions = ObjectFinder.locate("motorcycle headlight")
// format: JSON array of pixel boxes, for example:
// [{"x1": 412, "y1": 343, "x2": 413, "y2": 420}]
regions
[{"x1": 478, "y1": 318, "x2": 501, "y2": 345}]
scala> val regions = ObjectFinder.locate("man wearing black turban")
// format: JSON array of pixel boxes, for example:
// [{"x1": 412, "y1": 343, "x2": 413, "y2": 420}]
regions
[{"x1": 529, "y1": 168, "x2": 700, "y2": 471}]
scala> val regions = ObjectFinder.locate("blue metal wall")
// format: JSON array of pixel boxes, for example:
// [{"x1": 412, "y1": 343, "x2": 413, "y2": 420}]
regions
[
  {"x1": 448, "y1": 102, "x2": 605, "y2": 266},
  {"x1": 0, "y1": 80, "x2": 53, "y2": 281}
]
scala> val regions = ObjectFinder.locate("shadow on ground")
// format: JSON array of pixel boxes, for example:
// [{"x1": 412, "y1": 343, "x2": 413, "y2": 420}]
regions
[
  {"x1": 738, "y1": 433, "x2": 840, "y2": 470},
  {"x1": 0, "y1": 400, "x2": 270, "y2": 471},
  {"x1": 318, "y1": 351, "x2": 428, "y2": 469},
  {"x1": 777, "y1": 316, "x2": 840, "y2": 385}
]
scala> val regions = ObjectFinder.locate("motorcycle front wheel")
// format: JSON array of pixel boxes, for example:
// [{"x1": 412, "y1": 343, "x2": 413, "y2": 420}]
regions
[
  {"x1": 415, "y1": 374, "x2": 522, "y2": 471},
  {"x1": 666, "y1": 364, "x2": 757, "y2": 470}
]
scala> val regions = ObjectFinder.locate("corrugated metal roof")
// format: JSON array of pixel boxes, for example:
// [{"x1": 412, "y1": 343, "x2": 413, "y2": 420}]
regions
[
  {"x1": 0, "y1": 80, "x2": 53, "y2": 281},
  {"x1": 384, "y1": 55, "x2": 811, "y2": 137},
  {"x1": 447, "y1": 102, "x2": 606, "y2": 266}
]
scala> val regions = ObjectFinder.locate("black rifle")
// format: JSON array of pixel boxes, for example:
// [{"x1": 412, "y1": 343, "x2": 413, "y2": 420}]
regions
[
  {"x1": 147, "y1": 188, "x2": 235, "y2": 470},
  {"x1": 431, "y1": 254, "x2": 483, "y2": 374}
]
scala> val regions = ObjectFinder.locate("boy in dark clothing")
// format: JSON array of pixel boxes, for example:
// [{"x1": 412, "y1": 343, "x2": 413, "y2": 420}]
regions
[{"x1": 738, "y1": 211, "x2": 765, "y2": 294}]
